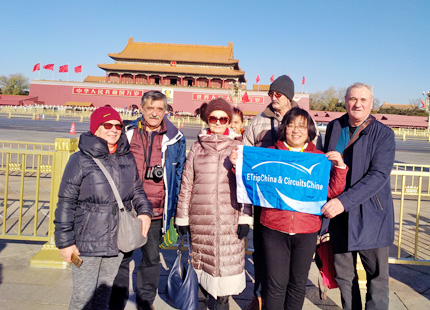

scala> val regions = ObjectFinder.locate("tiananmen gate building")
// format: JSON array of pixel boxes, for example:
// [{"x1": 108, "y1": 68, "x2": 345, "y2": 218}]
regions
[{"x1": 27, "y1": 38, "x2": 310, "y2": 115}]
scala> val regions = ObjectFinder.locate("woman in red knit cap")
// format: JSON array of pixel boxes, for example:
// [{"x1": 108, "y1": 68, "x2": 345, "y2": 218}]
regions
[{"x1": 54, "y1": 106, "x2": 152, "y2": 310}]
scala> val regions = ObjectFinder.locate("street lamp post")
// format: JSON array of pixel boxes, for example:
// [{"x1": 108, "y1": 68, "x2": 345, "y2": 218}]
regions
[
  {"x1": 423, "y1": 91, "x2": 430, "y2": 132},
  {"x1": 231, "y1": 81, "x2": 242, "y2": 107}
]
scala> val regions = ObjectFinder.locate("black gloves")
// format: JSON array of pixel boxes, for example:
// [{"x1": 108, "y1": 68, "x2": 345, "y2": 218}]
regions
[
  {"x1": 237, "y1": 224, "x2": 249, "y2": 240},
  {"x1": 177, "y1": 225, "x2": 190, "y2": 236}
]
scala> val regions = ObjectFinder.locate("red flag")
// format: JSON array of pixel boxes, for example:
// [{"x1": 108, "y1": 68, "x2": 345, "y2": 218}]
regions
[
  {"x1": 33, "y1": 63, "x2": 40, "y2": 72},
  {"x1": 302, "y1": 76, "x2": 305, "y2": 85},
  {"x1": 256, "y1": 74, "x2": 260, "y2": 84},
  {"x1": 74, "y1": 65, "x2": 82, "y2": 73},
  {"x1": 59, "y1": 65, "x2": 68, "y2": 73},
  {"x1": 270, "y1": 74, "x2": 275, "y2": 83},
  {"x1": 43, "y1": 64, "x2": 54, "y2": 71},
  {"x1": 421, "y1": 99, "x2": 426, "y2": 108},
  {"x1": 242, "y1": 92, "x2": 250, "y2": 103}
]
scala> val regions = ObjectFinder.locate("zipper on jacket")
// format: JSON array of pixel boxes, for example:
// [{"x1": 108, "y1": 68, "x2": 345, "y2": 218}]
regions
[
  {"x1": 375, "y1": 194, "x2": 383, "y2": 210},
  {"x1": 291, "y1": 211, "x2": 294, "y2": 233},
  {"x1": 216, "y1": 152, "x2": 221, "y2": 276}
]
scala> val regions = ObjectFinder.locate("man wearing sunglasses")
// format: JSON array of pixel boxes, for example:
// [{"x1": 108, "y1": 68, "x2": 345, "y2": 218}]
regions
[
  {"x1": 242, "y1": 75, "x2": 321, "y2": 310},
  {"x1": 110, "y1": 91, "x2": 186, "y2": 310}
]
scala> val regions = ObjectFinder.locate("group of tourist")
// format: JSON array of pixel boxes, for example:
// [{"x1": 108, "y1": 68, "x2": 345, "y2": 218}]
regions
[{"x1": 54, "y1": 76, "x2": 395, "y2": 310}]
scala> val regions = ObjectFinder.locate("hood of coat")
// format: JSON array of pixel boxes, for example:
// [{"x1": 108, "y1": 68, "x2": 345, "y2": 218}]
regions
[
  {"x1": 198, "y1": 128, "x2": 240, "y2": 153},
  {"x1": 79, "y1": 131, "x2": 130, "y2": 158}
]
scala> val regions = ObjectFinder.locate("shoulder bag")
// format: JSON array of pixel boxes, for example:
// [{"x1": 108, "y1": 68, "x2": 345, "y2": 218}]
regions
[
  {"x1": 92, "y1": 157, "x2": 147, "y2": 253},
  {"x1": 315, "y1": 233, "x2": 338, "y2": 300},
  {"x1": 166, "y1": 232, "x2": 199, "y2": 310}
]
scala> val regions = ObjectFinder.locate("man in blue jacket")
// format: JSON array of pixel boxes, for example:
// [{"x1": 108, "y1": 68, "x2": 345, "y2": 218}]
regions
[
  {"x1": 322, "y1": 82, "x2": 395, "y2": 310},
  {"x1": 110, "y1": 91, "x2": 186, "y2": 310}
]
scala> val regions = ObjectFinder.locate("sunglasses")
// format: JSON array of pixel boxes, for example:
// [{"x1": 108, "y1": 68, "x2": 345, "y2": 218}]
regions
[
  {"x1": 268, "y1": 91, "x2": 283, "y2": 99},
  {"x1": 101, "y1": 122, "x2": 123, "y2": 130},
  {"x1": 208, "y1": 116, "x2": 229, "y2": 125}
]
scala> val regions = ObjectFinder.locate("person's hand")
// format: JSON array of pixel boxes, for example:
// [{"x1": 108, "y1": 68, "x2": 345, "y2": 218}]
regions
[
  {"x1": 326, "y1": 151, "x2": 346, "y2": 168},
  {"x1": 321, "y1": 198, "x2": 345, "y2": 218},
  {"x1": 229, "y1": 146, "x2": 239, "y2": 166},
  {"x1": 137, "y1": 214, "x2": 151, "y2": 238},
  {"x1": 176, "y1": 225, "x2": 190, "y2": 236},
  {"x1": 237, "y1": 224, "x2": 249, "y2": 239},
  {"x1": 59, "y1": 245, "x2": 80, "y2": 263}
]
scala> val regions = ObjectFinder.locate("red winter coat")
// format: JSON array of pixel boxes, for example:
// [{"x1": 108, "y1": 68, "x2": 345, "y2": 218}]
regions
[{"x1": 260, "y1": 140, "x2": 348, "y2": 234}]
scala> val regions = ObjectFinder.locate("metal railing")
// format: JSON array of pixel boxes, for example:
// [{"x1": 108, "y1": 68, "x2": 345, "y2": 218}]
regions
[
  {"x1": 0, "y1": 139, "x2": 78, "y2": 243},
  {"x1": 392, "y1": 163, "x2": 430, "y2": 197},
  {"x1": 0, "y1": 140, "x2": 55, "y2": 171},
  {"x1": 389, "y1": 169, "x2": 430, "y2": 266},
  {"x1": 392, "y1": 128, "x2": 430, "y2": 141}
]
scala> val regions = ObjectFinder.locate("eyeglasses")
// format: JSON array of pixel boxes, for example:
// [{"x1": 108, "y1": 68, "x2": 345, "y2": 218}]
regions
[
  {"x1": 208, "y1": 116, "x2": 229, "y2": 125},
  {"x1": 268, "y1": 91, "x2": 283, "y2": 99},
  {"x1": 286, "y1": 124, "x2": 307, "y2": 132},
  {"x1": 101, "y1": 123, "x2": 123, "y2": 130}
]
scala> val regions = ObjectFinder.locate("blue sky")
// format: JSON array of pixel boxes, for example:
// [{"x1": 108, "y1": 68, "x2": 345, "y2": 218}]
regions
[{"x1": 1, "y1": 0, "x2": 429, "y2": 106}]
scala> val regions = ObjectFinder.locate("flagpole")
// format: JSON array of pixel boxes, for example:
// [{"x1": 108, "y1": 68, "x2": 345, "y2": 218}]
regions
[
  {"x1": 67, "y1": 63, "x2": 69, "y2": 81},
  {"x1": 53, "y1": 62, "x2": 55, "y2": 81},
  {"x1": 81, "y1": 65, "x2": 83, "y2": 82},
  {"x1": 38, "y1": 61, "x2": 40, "y2": 80}
]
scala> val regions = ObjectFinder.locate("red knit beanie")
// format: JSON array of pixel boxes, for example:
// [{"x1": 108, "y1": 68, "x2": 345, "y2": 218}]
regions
[
  {"x1": 200, "y1": 98, "x2": 233, "y2": 124},
  {"x1": 90, "y1": 106, "x2": 123, "y2": 134}
]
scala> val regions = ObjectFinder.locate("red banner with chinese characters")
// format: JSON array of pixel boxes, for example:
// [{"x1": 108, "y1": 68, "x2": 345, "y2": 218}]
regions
[
  {"x1": 73, "y1": 87, "x2": 144, "y2": 97},
  {"x1": 192, "y1": 93, "x2": 264, "y2": 104}
]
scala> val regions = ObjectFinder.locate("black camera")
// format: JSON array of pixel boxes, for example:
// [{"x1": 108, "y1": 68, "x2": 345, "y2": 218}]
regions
[{"x1": 145, "y1": 164, "x2": 163, "y2": 180}]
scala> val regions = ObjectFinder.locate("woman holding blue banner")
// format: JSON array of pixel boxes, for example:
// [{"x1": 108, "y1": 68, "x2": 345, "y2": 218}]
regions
[
  {"x1": 263, "y1": 107, "x2": 347, "y2": 310},
  {"x1": 175, "y1": 98, "x2": 253, "y2": 310},
  {"x1": 231, "y1": 107, "x2": 348, "y2": 310}
]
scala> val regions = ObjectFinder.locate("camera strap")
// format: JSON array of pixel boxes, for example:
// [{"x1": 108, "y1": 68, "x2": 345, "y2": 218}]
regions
[
  {"x1": 138, "y1": 122, "x2": 160, "y2": 170},
  {"x1": 138, "y1": 128, "x2": 150, "y2": 167}
]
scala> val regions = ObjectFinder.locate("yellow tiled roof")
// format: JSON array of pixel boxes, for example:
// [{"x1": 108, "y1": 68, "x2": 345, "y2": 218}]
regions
[
  {"x1": 379, "y1": 103, "x2": 416, "y2": 110},
  {"x1": 84, "y1": 76, "x2": 105, "y2": 82},
  {"x1": 108, "y1": 37, "x2": 239, "y2": 64},
  {"x1": 97, "y1": 63, "x2": 245, "y2": 78},
  {"x1": 252, "y1": 84, "x2": 270, "y2": 91}
]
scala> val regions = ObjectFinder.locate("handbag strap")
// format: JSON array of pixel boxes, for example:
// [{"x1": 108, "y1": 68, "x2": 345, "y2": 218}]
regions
[
  {"x1": 92, "y1": 157, "x2": 125, "y2": 211},
  {"x1": 177, "y1": 232, "x2": 193, "y2": 258}
]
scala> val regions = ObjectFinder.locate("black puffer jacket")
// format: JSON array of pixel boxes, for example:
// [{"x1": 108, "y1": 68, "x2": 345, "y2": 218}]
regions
[{"x1": 54, "y1": 131, "x2": 152, "y2": 256}]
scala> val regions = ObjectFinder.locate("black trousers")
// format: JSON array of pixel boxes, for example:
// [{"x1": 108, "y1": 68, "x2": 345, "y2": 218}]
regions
[
  {"x1": 198, "y1": 285, "x2": 229, "y2": 310},
  {"x1": 110, "y1": 219, "x2": 162, "y2": 310},
  {"x1": 262, "y1": 226, "x2": 317, "y2": 310},
  {"x1": 252, "y1": 205, "x2": 266, "y2": 298},
  {"x1": 333, "y1": 246, "x2": 390, "y2": 310}
]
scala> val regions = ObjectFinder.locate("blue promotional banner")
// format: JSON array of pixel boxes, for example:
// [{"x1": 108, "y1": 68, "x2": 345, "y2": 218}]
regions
[{"x1": 236, "y1": 146, "x2": 331, "y2": 215}]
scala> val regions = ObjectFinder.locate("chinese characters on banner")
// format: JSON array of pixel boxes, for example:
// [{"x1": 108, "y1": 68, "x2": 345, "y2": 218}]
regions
[
  {"x1": 72, "y1": 88, "x2": 265, "y2": 103},
  {"x1": 73, "y1": 87, "x2": 144, "y2": 97},
  {"x1": 192, "y1": 93, "x2": 264, "y2": 104}
]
